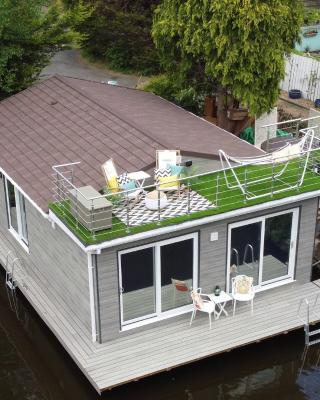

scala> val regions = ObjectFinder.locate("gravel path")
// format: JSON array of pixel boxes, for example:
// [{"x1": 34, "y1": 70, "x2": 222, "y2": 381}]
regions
[{"x1": 40, "y1": 49, "x2": 147, "y2": 88}]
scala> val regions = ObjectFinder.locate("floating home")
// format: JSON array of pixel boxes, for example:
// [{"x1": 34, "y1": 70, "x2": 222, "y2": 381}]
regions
[{"x1": 1, "y1": 76, "x2": 320, "y2": 394}]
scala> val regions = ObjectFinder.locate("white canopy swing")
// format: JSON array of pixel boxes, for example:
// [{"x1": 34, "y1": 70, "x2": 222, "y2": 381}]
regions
[{"x1": 219, "y1": 129, "x2": 315, "y2": 201}]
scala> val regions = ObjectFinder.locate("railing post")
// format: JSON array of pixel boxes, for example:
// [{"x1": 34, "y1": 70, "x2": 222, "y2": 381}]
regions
[
  {"x1": 157, "y1": 189, "x2": 161, "y2": 225},
  {"x1": 243, "y1": 166, "x2": 248, "y2": 204},
  {"x1": 91, "y1": 199, "x2": 96, "y2": 240},
  {"x1": 187, "y1": 179, "x2": 191, "y2": 215},
  {"x1": 271, "y1": 162, "x2": 275, "y2": 198},
  {"x1": 75, "y1": 188, "x2": 79, "y2": 228},
  {"x1": 215, "y1": 173, "x2": 219, "y2": 207},
  {"x1": 126, "y1": 190, "x2": 130, "y2": 232}
]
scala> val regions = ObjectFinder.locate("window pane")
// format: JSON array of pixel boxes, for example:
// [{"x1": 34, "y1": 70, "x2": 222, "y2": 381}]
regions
[
  {"x1": 262, "y1": 213, "x2": 292, "y2": 282},
  {"x1": 19, "y1": 192, "x2": 28, "y2": 244},
  {"x1": 6, "y1": 180, "x2": 18, "y2": 233},
  {"x1": 230, "y1": 222, "x2": 261, "y2": 287},
  {"x1": 161, "y1": 239, "x2": 193, "y2": 312},
  {"x1": 121, "y1": 247, "x2": 155, "y2": 322}
]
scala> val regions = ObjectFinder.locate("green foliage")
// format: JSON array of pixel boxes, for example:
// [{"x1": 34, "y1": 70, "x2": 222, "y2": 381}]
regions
[
  {"x1": 144, "y1": 74, "x2": 210, "y2": 114},
  {"x1": 152, "y1": 0, "x2": 304, "y2": 117},
  {"x1": 303, "y1": 7, "x2": 320, "y2": 25},
  {"x1": 0, "y1": 0, "x2": 79, "y2": 99},
  {"x1": 70, "y1": 0, "x2": 161, "y2": 75}
]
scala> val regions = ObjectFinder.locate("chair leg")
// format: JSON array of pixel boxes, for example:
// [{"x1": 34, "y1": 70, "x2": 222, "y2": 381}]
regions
[
  {"x1": 190, "y1": 309, "x2": 196, "y2": 326},
  {"x1": 233, "y1": 299, "x2": 236, "y2": 317},
  {"x1": 209, "y1": 313, "x2": 212, "y2": 330}
]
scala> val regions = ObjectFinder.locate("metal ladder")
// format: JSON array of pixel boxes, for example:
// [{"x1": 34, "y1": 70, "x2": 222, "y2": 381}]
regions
[
  {"x1": 298, "y1": 295, "x2": 320, "y2": 346},
  {"x1": 243, "y1": 243, "x2": 255, "y2": 269},
  {"x1": 5, "y1": 250, "x2": 26, "y2": 319}
]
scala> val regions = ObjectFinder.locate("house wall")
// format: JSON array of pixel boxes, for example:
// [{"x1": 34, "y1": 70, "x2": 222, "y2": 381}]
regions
[
  {"x1": 0, "y1": 178, "x2": 92, "y2": 337},
  {"x1": 96, "y1": 197, "x2": 318, "y2": 342}
]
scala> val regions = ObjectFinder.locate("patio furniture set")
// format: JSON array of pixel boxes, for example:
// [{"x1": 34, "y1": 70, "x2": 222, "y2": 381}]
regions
[
  {"x1": 187, "y1": 275, "x2": 255, "y2": 330},
  {"x1": 101, "y1": 149, "x2": 184, "y2": 211}
]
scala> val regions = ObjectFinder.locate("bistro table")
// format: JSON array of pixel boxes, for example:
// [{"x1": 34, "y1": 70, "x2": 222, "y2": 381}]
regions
[
  {"x1": 209, "y1": 290, "x2": 233, "y2": 320},
  {"x1": 127, "y1": 171, "x2": 150, "y2": 189}
]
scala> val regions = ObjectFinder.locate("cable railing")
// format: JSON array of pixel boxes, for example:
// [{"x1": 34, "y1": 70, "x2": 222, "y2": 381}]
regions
[
  {"x1": 51, "y1": 132, "x2": 320, "y2": 244},
  {"x1": 261, "y1": 116, "x2": 320, "y2": 152}
]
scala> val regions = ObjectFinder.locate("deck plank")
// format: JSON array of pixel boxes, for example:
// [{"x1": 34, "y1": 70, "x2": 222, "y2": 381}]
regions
[{"x1": 2, "y1": 238, "x2": 320, "y2": 395}]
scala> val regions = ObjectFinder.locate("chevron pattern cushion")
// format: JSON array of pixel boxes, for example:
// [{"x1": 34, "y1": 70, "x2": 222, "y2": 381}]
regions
[
  {"x1": 117, "y1": 172, "x2": 130, "y2": 186},
  {"x1": 154, "y1": 167, "x2": 171, "y2": 184}
]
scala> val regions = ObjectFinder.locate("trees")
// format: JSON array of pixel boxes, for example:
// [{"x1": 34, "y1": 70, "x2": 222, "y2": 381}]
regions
[
  {"x1": 0, "y1": 0, "x2": 78, "y2": 99},
  {"x1": 152, "y1": 0, "x2": 303, "y2": 128},
  {"x1": 70, "y1": 0, "x2": 161, "y2": 75}
]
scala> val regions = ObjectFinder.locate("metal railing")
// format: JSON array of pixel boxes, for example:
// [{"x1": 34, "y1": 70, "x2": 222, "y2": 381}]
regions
[
  {"x1": 51, "y1": 130, "x2": 320, "y2": 243},
  {"x1": 261, "y1": 116, "x2": 320, "y2": 153}
]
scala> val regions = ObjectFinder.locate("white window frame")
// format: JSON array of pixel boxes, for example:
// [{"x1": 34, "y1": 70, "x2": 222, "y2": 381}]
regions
[
  {"x1": 226, "y1": 208, "x2": 299, "y2": 293},
  {"x1": 4, "y1": 178, "x2": 29, "y2": 252},
  {"x1": 118, "y1": 232, "x2": 198, "y2": 330}
]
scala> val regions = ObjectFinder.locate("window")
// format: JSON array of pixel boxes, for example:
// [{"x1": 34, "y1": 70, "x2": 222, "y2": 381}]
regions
[
  {"x1": 227, "y1": 208, "x2": 299, "y2": 292},
  {"x1": 119, "y1": 233, "x2": 198, "y2": 327},
  {"x1": 4, "y1": 178, "x2": 29, "y2": 247}
]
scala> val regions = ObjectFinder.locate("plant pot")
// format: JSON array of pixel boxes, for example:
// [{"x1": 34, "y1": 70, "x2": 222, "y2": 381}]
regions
[
  {"x1": 289, "y1": 89, "x2": 302, "y2": 99},
  {"x1": 315, "y1": 99, "x2": 320, "y2": 108}
]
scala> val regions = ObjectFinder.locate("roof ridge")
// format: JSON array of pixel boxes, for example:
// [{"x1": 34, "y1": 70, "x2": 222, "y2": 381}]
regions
[{"x1": 55, "y1": 75, "x2": 170, "y2": 149}]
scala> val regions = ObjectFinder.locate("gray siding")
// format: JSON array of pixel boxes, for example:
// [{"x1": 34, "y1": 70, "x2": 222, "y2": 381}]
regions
[
  {"x1": 97, "y1": 198, "x2": 318, "y2": 342},
  {"x1": 0, "y1": 179, "x2": 92, "y2": 336}
]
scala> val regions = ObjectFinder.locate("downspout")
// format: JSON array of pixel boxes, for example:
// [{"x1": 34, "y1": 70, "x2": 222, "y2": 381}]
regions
[{"x1": 87, "y1": 252, "x2": 97, "y2": 343}]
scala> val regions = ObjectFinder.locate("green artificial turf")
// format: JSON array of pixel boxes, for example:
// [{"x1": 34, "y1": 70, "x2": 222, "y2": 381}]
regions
[{"x1": 49, "y1": 153, "x2": 320, "y2": 245}]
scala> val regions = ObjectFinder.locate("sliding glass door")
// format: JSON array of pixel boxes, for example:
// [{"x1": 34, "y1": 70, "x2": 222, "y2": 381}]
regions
[
  {"x1": 119, "y1": 233, "x2": 198, "y2": 327},
  {"x1": 227, "y1": 209, "x2": 299, "y2": 292}
]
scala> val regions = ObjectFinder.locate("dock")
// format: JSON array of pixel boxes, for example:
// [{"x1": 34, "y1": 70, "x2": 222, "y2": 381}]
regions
[{"x1": 1, "y1": 230, "x2": 320, "y2": 393}]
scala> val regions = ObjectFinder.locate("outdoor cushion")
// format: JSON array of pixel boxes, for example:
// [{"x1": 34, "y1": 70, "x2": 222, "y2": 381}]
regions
[
  {"x1": 120, "y1": 180, "x2": 136, "y2": 190},
  {"x1": 108, "y1": 176, "x2": 120, "y2": 193},
  {"x1": 117, "y1": 172, "x2": 130, "y2": 186},
  {"x1": 158, "y1": 175, "x2": 178, "y2": 189},
  {"x1": 154, "y1": 167, "x2": 171, "y2": 184},
  {"x1": 235, "y1": 276, "x2": 253, "y2": 294},
  {"x1": 169, "y1": 164, "x2": 184, "y2": 176}
]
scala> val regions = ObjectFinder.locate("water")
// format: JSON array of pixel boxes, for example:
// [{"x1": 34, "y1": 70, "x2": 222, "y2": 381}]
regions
[{"x1": 0, "y1": 273, "x2": 320, "y2": 400}]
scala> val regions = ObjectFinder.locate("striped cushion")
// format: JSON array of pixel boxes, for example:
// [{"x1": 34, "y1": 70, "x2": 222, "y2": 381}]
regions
[
  {"x1": 117, "y1": 172, "x2": 130, "y2": 186},
  {"x1": 154, "y1": 167, "x2": 171, "y2": 184}
]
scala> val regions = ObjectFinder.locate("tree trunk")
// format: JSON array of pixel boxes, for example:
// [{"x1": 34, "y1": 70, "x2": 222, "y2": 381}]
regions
[{"x1": 216, "y1": 86, "x2": 229, "y2": 130}]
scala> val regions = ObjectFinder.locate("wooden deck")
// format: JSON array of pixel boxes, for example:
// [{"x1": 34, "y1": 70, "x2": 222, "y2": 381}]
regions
[{"x1": 2, "y1": 235, "x2": 320, "y2": 394}]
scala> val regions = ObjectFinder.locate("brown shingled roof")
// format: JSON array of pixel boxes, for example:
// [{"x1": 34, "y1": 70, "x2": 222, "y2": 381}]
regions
[{"x1": 0, "y1": 75, "x2": 262, "y2": 212}]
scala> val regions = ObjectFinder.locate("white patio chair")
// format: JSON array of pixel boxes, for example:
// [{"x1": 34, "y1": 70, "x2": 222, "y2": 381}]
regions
[
  {"x1": 231, "y1": 275, "x2": 255, "y2": 317},
  {"x1": 101, "y1": 158, "x2": 142, "y2": 202},
  {"x1": 190, "y1": 288, "x2": 218, "y2": 329},
  {"x1": 156, "y1": 149, "x2": 181, "y2": 169},
  {"x1": 219, "y1": 129, "x2": 315, "y2": 201}
]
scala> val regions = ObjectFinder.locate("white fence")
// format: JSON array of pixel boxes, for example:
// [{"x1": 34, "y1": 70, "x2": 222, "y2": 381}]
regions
[{"x1": 281, "y1": 53, "x2": 320, "y2": 102}]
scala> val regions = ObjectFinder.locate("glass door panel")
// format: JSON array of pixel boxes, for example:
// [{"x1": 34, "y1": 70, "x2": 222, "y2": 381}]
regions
[
  {"x1": 120, "y1": 247, "x2": 155, "y2": 323},
  {"x1": 230, "y1": 222, "x2": 261, "y2": 287},
  {"x1": 262, "y1": 213, "x2": 292, "y2": 283},
  {"x1": 160, "y1": 239, "x2": 193, "y2": 312},
  {"x1": 6, "y1": 180, "x2": 18, "y2": 232}
]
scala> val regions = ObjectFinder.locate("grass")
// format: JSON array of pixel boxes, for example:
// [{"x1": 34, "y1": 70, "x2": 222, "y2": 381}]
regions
[{"x1": 49, "y1": 153, "x2": 320, "y2": 245}]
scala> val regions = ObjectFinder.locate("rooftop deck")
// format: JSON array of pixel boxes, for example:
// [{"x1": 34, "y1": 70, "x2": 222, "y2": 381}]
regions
[
  {"x1": 50, "y1": 136, "x2": 320, "y2": 245},
  {"x1": 3, "y1": 218, "x2": 320, "y2": 395}
]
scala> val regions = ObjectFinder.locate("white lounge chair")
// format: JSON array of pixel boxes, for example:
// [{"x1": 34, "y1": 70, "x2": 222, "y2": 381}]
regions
[
  {"x1": 155, "y1": 150, "x2": 183, "y2": 197},
  {"x1": 219, "y1": 129, "x2": 315, "y2": 200},
  {"x1": 190, "y1": 288, "x2": 218, "y2": 330},
  {"x1": 101, "y1": 158, "x2": 142, "y2": 202}
]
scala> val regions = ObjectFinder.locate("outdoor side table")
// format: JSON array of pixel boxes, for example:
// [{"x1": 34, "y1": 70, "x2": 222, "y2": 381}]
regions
[
  {"x1": 127, "y1": 171, "x2": 150, "y2": 188},
  {"x1": 209, "y1": 291, "x2": 232, "y2": 320}
]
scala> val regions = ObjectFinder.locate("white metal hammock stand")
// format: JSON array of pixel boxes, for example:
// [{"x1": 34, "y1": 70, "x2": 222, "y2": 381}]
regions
[{"x1": 219, "y1": 129, "x2": 315, "y2": 201}]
